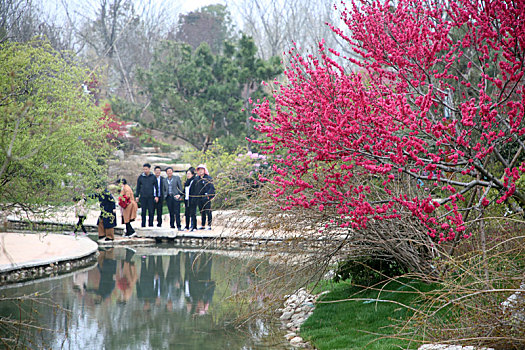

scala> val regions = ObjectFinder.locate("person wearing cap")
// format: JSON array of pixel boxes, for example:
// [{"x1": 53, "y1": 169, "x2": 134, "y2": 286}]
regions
[{"x1": 194, "y1": 164, "x2": 215, "y2": 230}]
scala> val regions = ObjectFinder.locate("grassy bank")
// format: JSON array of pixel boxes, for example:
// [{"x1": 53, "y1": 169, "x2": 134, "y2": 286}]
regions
[{"x1": 300, "y1": 278, "x2": 437, "y2": 350}]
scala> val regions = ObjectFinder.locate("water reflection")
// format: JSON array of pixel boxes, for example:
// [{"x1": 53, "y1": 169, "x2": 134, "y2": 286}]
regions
[
  {"x1": 0, "y1": 247, "x2": 290, "y2": 349},
  {"x1": 184, "y1": 252, "x2": 215, "y2": 316}
]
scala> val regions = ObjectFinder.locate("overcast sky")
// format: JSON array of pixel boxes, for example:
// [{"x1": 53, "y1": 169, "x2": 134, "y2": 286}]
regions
[
  {"x1": 40, "y1": 0, "x2": 253, "y2": 34},
  {"x1": 179, "y1": 0, "x2": 226, "y2": 12}
]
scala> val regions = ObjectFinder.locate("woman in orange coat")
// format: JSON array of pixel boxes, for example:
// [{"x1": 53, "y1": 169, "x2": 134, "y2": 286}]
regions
[{"x1": 118, "y1": 178, "x2": 138, "y2": 237}]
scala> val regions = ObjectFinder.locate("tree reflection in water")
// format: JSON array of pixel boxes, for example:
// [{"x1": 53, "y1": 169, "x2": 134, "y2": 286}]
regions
[{"x1": 0, "y1": 247, "x2": 291, "y2": 349}]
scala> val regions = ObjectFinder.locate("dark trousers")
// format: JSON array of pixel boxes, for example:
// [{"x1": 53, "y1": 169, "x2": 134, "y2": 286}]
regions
[
  {"x1": 198, "y1": 197, "x2": 212, "y2": 227},
  {"x1": 184, "y1": 200, "x2": 190, "y2": 229},
  {"x1": 187, "y1": 199, "x2": 198, "y2": 229},
  {"x1": 74, "y1": 216, "x2": 87, "y2": 234},
  {"x1": 140, "y1": 196, "x2": 154, "y2": 227},
  {"x1": 153, "y1": 198, "x2": 163, "y2": 226},
  {"x1": 166, "y1": 195, "x2": 181, "y2": 229},
  {"x1": 125, "y1": 222, "x2": 134, "y2": 235}
]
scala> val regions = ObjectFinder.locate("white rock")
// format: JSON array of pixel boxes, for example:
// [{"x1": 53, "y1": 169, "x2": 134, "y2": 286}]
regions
[
  {"x1": 323, "y1": 270, "x2": 336, "y2": 279},
  {"x1": 286, "y1": 322, "x2": 294, "y2": 328},
  {"x1": 285, "y1": 332, "x2": 297, "y2": 340},
  {"x1": 280, "y1": 311, "x2": 293, "y2": 320},
  {"x1": 418, "y1": 345, "x2": 494, "y2": 350},
  {"x1": 301, "y1": 305, "x2": 313, "y2": 312},
  {"x1": 292, "y1": 312, "x2": 306, "y2": 321},
  {"x1": 294, "y1": 317, "x2": 305, "y2": 325},
  {"x1": 113, "y1": 149, "x2": 124, "y2": 160},
  {"x1": 316, "y1": 291, "x2": 330, "y2": 299},
  {"x1": 290, "y1": 336, "x2": 303, "y2": 345}
]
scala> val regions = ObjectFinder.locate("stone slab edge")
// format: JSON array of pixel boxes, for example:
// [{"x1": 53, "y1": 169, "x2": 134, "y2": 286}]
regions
[
  {"x1": 0, "y1": 264, "x2": 95, "y2": 291},
  {"x1": 0, "y1": 236, "x2": 98, "y2": 273}
]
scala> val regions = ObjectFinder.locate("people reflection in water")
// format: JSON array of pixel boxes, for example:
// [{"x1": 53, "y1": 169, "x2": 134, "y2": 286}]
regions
[
  {"x1": 165, "y1": 253, "x2": 183, "y2": 312},
  {"x1": 116, "y1": 248, "x2": 138, "y2": 303},
  {"x1": 73, "y1": 270, "x2": 88, "y2": 296},
  {"x1": 94, "y1": 248, "x2": 117, "y2": 304},
  {"x1": 184, "y1": 252, "x2": 215, "y2": 316},
  {"x1": 136, "y1": 255, "x2": 166, "y2": 311},
  {"x1": 85, "y1": 250, "x2": 216, "y2": 315}
]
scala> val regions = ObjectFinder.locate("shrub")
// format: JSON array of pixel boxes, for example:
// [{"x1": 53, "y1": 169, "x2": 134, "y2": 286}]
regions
[
  {"x1": 334, "y1": 256, "x2": 408, "y2": 286},
  {"x1": 183, "y1": 142, "x2": 272, "y2": 209},
  {"x1": 405, "y1": 219, "x2": 525, "y2": 349}
]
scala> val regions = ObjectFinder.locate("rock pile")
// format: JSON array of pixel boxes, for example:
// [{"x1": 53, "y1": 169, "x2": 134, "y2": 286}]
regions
[
  {"x1": 418, "y1": 345, "x2": 494, "y2": 350},
  {"x1": 501, "y1": 282, "x2": 525, "y2": 324},
  {"x1": 278, "y1": 288, "x2": 328, "y2": 348}
]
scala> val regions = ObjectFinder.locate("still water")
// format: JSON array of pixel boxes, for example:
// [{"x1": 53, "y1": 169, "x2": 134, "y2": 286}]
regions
[{"x1": 0, "y1": 246, "x2": 291, "y2": 349}]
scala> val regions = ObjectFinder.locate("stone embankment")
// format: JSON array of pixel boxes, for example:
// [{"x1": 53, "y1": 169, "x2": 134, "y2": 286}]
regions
[
  {"x1": 278, "y1": 288, "x2": 329, "y2": 348},
  {"x1": 1, "y1": 254, "x2": 97, "y2": 285},
  {"x1": 0, "y1": 233, "x2": 99, "y2": 286},
  {"x1": 418, "y1": 345, "x2": 494, "y2": 350}
]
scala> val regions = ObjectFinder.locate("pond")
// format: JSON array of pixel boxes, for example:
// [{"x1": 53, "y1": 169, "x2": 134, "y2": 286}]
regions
[{"x1": 0, "y1": 246, "x2": 293, "y2": 349}]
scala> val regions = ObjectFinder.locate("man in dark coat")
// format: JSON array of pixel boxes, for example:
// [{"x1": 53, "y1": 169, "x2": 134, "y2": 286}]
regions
[
  {"x1": 195, "y1": 164, "x2": 215, "y2": 230},
  {"x1": 135, "y1": 163, "x2": 159, "y2": 227}
]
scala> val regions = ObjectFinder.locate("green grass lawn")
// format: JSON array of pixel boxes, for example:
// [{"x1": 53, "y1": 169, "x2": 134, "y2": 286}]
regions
[{"x1": 301, "y1": 278, "x2": 437, "y2": 350}]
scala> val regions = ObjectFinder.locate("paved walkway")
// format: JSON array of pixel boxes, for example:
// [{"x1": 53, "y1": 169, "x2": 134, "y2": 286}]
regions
[
  {"x1": 0, "y1": 209, "x2": 241, "y2": 276},
  {"x1": 0, "y1": 232, "x2": 98, "y2": 273},
  {"x1": 0, "y1": 208, "x2": 304, "y2": 279}
]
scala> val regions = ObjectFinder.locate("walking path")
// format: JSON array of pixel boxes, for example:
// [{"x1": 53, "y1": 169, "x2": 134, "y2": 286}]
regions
[
  {"x1": 0, "y1": 207, "x2": 288, "y2": 285},
  {"x1": 0, "y1": 232, "x2": 97, "y2": 273},
  {"x1": 0, "y1": 201, "x2": 324, "y2": 286},
  {"x1": 0, "y1": 207, "x2": 177, "y2": 283}
]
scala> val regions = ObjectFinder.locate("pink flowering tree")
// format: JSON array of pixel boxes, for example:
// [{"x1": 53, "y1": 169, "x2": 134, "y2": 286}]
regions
[{"x1": 251, "y1": 0, "x2": 525, "y2": 266}]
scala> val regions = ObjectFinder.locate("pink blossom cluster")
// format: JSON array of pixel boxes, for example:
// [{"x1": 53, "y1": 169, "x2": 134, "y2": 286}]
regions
[
  {"x1": 236, "y1": 151, "x2": 268, "y2": 168},
  {"x1": 251, "y1": 0, "x2": 525, "y2": 242}
]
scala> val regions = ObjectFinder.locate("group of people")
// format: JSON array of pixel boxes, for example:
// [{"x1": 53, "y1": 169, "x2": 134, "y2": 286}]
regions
[
  {"x1": 89, "y1": 163, "x2": 216, "y2": 242},
  {"x1": 73, "y1": 249, "x2": 215, "y2": 316}
]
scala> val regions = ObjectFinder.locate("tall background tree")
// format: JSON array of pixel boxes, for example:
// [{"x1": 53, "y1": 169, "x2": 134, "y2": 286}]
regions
[
  {"x1": 235, "y1": 0, "x2": 352, "y2": 64},
  {"x1": 72, "y1": 0, "x2": 178, "y2": 103},
  {"x1": 0, "y1": 40, "x2": 113, "y2": 214},
  {"x1": 0, "y1": 0, "x2": 78, "y2": 51},
  {"x1": 139, "y1": 34, "x2": 281, "y2": 152},
  {"x1": 172, "y1": 4, "x2": 235, "y2": 55}
]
